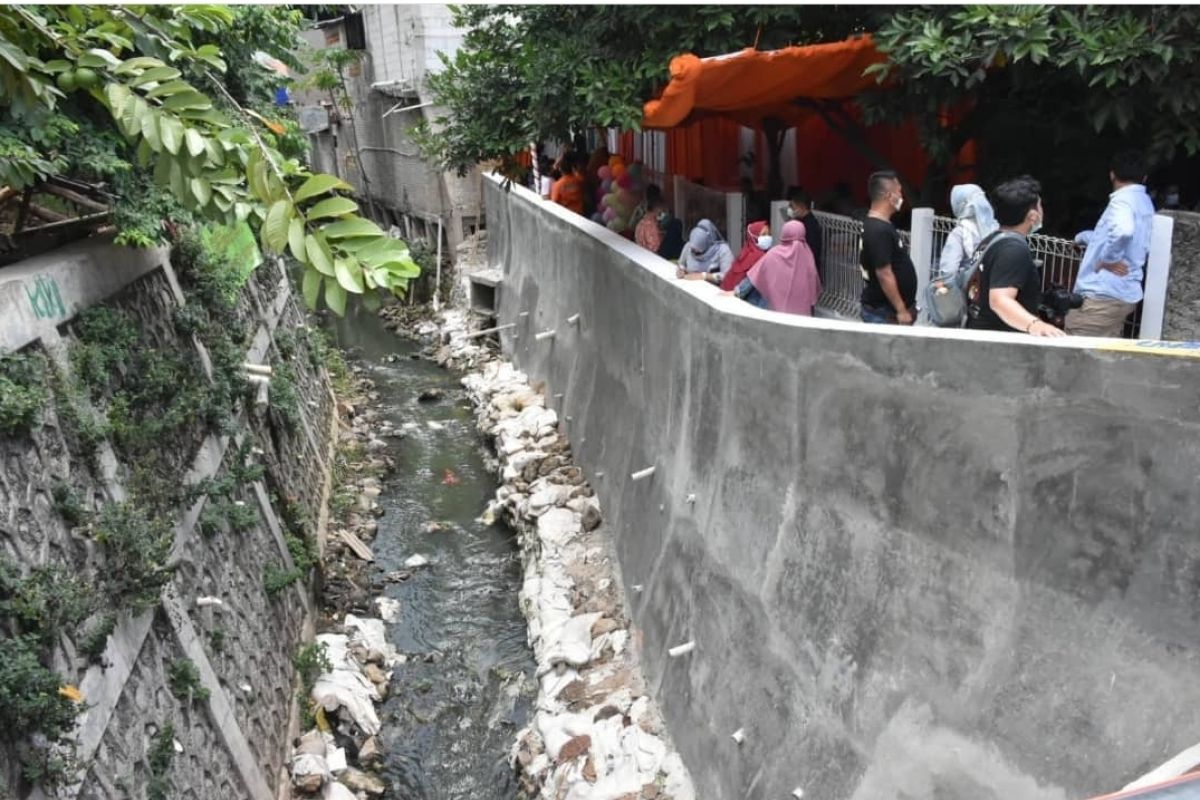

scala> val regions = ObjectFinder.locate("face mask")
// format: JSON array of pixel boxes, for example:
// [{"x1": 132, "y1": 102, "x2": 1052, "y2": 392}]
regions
[
  {"x1": 1166, "y1": 193, "x2": 1180, "y2": 206},
  {"x1": 1030, "y1": 211, "x2": 1043, "y2": 235},
  {"x1": 757, "y1": 234, "x2": 773, "y2": 250},
  {"x1": 656, "y1": 211, "x2": 669, "y2": 225},
  {"x1": 892, "y1": 195, "x2": 904, "y2": 212},
  {"x1": 787, "y1": 207, "x2": 800, "y2": 219}
]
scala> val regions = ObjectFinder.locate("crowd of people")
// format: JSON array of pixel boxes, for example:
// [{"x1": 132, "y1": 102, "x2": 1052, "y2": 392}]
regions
[{"x1": 540, "y1": 143, "x2": 1157, "y2": 338}]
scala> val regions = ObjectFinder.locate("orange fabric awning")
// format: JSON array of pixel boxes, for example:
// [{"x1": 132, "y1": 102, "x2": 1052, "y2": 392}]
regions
[{"x1": 642, "y1": 35, "x2": 887, "y2": 130}]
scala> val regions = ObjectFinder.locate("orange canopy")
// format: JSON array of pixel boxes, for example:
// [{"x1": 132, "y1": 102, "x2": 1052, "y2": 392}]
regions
[{"x1": 642, "y1": 35, "x2": 887, "y2": 130}]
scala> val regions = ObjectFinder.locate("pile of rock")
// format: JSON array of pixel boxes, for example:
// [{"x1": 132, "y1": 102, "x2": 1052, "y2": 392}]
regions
[
  {"x1": 458, "y1": 361, "x2": 695, "y2": 799},
  {"x1": 290, "y1": 615, "x2": 398, "y2": 799}
]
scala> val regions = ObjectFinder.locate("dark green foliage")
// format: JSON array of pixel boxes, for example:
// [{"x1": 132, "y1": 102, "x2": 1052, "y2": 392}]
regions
[
  {"x1": 208, "y1": 627, "x2": 226, "y2": 654},
  {"x1": 293, "y1": 641, "x2": 330, "y2": 728},
  {"x1": 167, "y1": 660, "x2": 210, "y2": 704},
  {"x1": 79, "y1": 612, "x2": 117, "y2": 664},
  {"x1": 269, "y1": 362, "x2": 301, "y2": 430},
  {"x1": 50, "y1": 481, "x2": 88, "y2": 527},
  {"x1": 263, "y1": 563, "x2": 303, "y2": 596},
  {"x1": 0, "y1": 556, "x2": 96, "y2": 647},
  {"x1": 0, "y1": 352, "x2": 48, "y2": 437},
  {"x1": 71, "y1": 307, "x2": 139, "y2": 398},
  {"x1": 146, "y1": 721, "x2": 176, "y2": 800},
  {"x1": 0, "y1": 635, "x2": 78, "y2": 744},
  {"x1": 92, "y1": 503, "x2": 174, "y2": 613}
]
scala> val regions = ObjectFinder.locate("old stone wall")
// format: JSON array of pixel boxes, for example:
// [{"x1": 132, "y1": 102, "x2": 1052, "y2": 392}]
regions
[
  {"x1": 1162, "y1": 209, "x2": 1200, "y2": 341},
  {"x1": 486, "y1": 178, "x2": 1200, "y2": 800},
  {"x1": 0, "y1": 238, "x2": 335, "y2": 799}
]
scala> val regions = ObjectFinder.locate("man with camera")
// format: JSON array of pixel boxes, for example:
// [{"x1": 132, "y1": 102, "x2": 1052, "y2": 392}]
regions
[
  {"x1": 1064, "y1": 150, "x2": 1156, "y2": 337},
  {"x1": 966, "y1": 175, "x2": 1067, "y2": 338}
]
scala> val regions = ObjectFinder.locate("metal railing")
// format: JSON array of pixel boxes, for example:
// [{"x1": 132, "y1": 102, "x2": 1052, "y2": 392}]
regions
[{"x1": 812, "y1": 210, "x2": 865, "y2": 318}]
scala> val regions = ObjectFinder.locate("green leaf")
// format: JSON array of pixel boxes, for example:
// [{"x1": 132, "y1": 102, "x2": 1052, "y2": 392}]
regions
[
  {"x1": 361, "y1": 291, "x2": 382, "y2": 312},
  {"x1": 183, "y1": 128, "x2": 205, "y2": 158},
  {"x1": 302, "y1": 267, "x2": 322, "y2": 309},
  {"x1": 191, "y1": 177, "x2": 212, "y2": 206},
  {"x1": 163, "y1": 91, "x2": 212, "y2": 112},
  {"x1": 129, "y1": 66, "x2": 182, "y2": 87},
  {"x1": 382, "y1": 255, "x2": 421, "y2": 279},
  {"x1": 288, "y1": 218, "x2": 307, "y2": 263},
  {"x1": 146, "y1": 79, "x2": 193, "y2": 99},
  {"x1": 115, "y1": 56, "x2": 167, "y2": 76},
  {"x1": 324, "y1": 278, "x2": 347, "y2": 316},
  {"x1": 141, "y1": 110, "x2": 162, "y2": 151},
  {"x1": 307, "y1": 197, "x2": 359, "y2": 220},
  {"x1": 154, "y1": 151, "x2": 173, "y2": 188},
  {"x1": 78, "y1": 49, "x2": 121, "y2": 70},
  {"x1": 305, "y1": 233, "x2": 335, "y2": 276},
  {"x1": 104, "y1": 82, "x2": 131, "y2": 114},
  {"x1": 293, "y1": 174, "x2": 352, "y2": 202},
  {"x1": 263, "y1": 200, "x2": 292, "y2": 253},
  {"x1": 159, "y1": 114, "x2": 184, "y2": 154},
  {"x1": 320, "y1": 218, "x2": 384, "y2": 240},
  {"x1": 334, "y1": 257, "x2": 365, "y2": 294}
]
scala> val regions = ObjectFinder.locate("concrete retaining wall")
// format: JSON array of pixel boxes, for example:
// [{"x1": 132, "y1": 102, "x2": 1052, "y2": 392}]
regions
[
  {"x1": 0, "y1": 240, "x2": 334, "y2": 798},
  {"x1": 486, "y1": 179, "x2": 1200, "y2": 800}
]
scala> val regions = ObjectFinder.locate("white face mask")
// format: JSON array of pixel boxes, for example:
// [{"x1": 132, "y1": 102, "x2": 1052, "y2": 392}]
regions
[
  {"x1": 757, "y1": 234, "x2": 773, "y2": 250},
  {"x1": 1166, "y1": 193, "x2": 1180, "y2": 206},
  {"x1": 892, "y1": 194, "x2": 904, "y2": 212}
]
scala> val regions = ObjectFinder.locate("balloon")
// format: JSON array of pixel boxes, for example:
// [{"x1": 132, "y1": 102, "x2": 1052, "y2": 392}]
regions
[
  {"x1": 598, "y1": 166, "x2": 611, "y2": 181},
  {"x1": 603, "y1": 207, "x2": 616, "y2": 221},
  {"x1": 601, "y1": 178, "x2": 613, "y2": 192},
  {"x1": 617, "y1": 174, "x2": 633, "y2": 191},
  {"x1": 628, "y1": 163, "x2": 642, "y2": 178},
  {"x1": 602, "y1": 195, "x2": 616, "y2": 208},
  {"x1": 612, "y1": 164, "x2": 626, "y2": 179},
  {"x1": 608, "y1": 155, "x2": 621, "y2": 169},
  {"x1": 592, "y1": 212, "x2": 605, "y2": 223},
  {"x1": 607, "y1": 219, "x2": 623, "y2": 231}
]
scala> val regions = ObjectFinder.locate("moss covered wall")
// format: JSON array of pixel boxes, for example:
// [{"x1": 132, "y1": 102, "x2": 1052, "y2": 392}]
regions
[{"x1": 0, "y1": 237, "x2": 335, "y2": 799}]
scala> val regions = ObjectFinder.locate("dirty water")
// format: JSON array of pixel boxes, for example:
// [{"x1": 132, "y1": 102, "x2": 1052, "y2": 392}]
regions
[{"x1": 323, "y1": 304, "x2": 534, "y2": 800}]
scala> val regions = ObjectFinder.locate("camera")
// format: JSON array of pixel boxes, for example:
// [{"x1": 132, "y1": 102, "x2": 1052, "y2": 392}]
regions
[{"x1": 1038, "y1": 285, "x2": 1084, "y2": 328}]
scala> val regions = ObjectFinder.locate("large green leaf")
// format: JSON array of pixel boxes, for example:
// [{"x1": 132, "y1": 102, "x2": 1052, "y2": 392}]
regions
[
  {"x1": 304, "y1": 233, "x2": 335, "y2": 276},
  {"x1": 288, "y1": 218, "x2": 307, "y2": 263},
  {"x1": 334, "y1": 257, "x2": 365, "y2": 294},
  {"x1": 307, "y1": 197, "x2": 359, "y2": 220},
  {"x1": 129, "y1": 66, "x2": 181, "y2": 87},
  {"x1": 293, "y1": 174, "x2": 352, "y2": 202},
  {"x1": 263, "y1": 199, "x2": 291, "y2": 253},
  {"x1": 159, "y1": 114, "x2": 184, "y2": 154},
  {"x1": 324, "y1": 277, "x2": 347, "y2": 316},
  {"x1": 146, "y1": 79, "x2": 193, "y2": 99},
  {"x1": 184, "y1": 128, "x2": 205, "y2": 158},
  {"x1": 320, "y1": 218, "x2": 384, "y2": 240},
  {"x1": 115, "y1": 56, "x2": 167, "y2": 76},
  {"x1": 302, "y1": 267, "x2": 322, "y2": 309},
  {"x1": 163, "y1": 91, "x2": 213, "y2": 112},
  {"x1": 141, "y1": 109, "x2": 161, "y2": 151},
  {"x1": 191, "y1": 177, "x2": 212, "y2": 207}
]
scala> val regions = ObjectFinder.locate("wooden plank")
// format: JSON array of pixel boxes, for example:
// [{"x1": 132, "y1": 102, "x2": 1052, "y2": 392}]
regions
[{"x1": 337, "y1": 528, "x2": 375, "y2": 562}]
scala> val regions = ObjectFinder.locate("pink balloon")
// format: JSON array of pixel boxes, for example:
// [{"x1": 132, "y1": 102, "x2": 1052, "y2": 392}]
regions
[{"x1": 603, "y1": 207, "x2": 616, "y2": 221}]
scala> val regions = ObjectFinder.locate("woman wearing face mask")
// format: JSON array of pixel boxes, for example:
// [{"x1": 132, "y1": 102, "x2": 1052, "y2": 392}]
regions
[
  {"x1": 635, "y1": 184, "x2": 685, "y2": 261},
  {"x1": 719, "y1": 220, "x2": 772, "y2": 292},
  {"x1": 724, "y1": 220, "x2": 821, "y2": 315},
  {"x1": 677, "y1": 218, "x2": 734, "y2": 283}
]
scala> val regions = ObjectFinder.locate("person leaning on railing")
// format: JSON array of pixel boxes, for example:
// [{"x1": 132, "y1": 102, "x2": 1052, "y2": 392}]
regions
[
  {"x1": 859, "y1": 171, "x2": 918, "y2": 325},
  {"x1": 966, "y1": 176, "x2": 1066, "y2": 338},
  {"x1": 676, "y1": 219, "x2": 734, "y2": 285}
]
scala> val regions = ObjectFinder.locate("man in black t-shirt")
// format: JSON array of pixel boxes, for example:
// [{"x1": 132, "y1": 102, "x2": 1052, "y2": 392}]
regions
[
  {"x1": 786, "y1": 187, "x2": 824, "y2": 280},
  {"x1": 966, "y1": 175, "x2": 1066, "y2": 338},
  {"x1": 859, "y1": 171, "x2": 917, "y2": 325}
]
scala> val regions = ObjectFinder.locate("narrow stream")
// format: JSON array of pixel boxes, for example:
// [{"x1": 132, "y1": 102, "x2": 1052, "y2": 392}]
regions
[{"x1": 323, "y1": 304, "x2": 534, "y2": 799}]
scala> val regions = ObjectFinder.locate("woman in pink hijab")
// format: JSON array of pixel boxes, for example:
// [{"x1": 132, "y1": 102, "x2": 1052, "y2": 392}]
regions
[{"x1": 726, "y1": 220, "x2": 822, "y2": 316}]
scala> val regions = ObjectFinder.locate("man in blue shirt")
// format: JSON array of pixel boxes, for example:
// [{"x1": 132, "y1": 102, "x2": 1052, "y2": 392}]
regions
[{"x1": 1065, "y1": 150, "x2": 1156, "y2": 337}]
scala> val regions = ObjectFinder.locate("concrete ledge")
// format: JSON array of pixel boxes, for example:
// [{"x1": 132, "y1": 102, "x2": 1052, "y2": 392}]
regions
[
  {"x1": 0, "y1": 238, "x2": 168, "y2": 353},
  {"x1": 487, "y1": 176, "x2": 1200, "y2": 800}
]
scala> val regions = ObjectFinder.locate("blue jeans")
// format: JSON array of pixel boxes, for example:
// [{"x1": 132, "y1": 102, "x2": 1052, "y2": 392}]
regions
[
  {"x1": 861, "y1": 303, "x2": 893, "y2": 324},
  {"x1": 861, "y1": 303, "x2": 914, "y2": 324}
]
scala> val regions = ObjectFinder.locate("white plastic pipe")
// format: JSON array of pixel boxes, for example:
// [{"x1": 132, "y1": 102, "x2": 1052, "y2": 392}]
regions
[
  {"x1": 243, "y1": 362, "x2": 272, "y2": 376},
  {"x1": 534, "y1": 329, "x2": 557, "y2": 341},
  {"x1": 668, "y1": 641, "x2": 695, "y2": 658},
  {"x1": 567, "y1": 313, "x2": 581, "y2": 325},
  {"x1": 731, "y1": 728, "x2": 745, "y2": 745},
  {"x1": 630, "y1": 466, "x2": 655, "y2": 481},
  {"x1": 465, "y1": 322, "x2": 516, "y2": 339}
]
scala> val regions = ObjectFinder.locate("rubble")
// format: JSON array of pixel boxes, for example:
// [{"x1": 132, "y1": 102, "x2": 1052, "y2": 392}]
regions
[{"x1": 405, "y1": 301, "x2": 695, "y2": 800}]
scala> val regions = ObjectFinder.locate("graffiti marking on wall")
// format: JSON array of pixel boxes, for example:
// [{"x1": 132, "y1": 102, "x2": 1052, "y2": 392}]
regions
[{"x1": 25, "y1": 275, "x2": 66, "y2": 321}]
